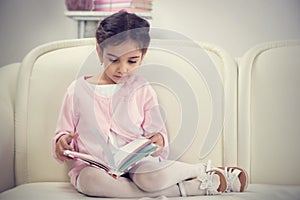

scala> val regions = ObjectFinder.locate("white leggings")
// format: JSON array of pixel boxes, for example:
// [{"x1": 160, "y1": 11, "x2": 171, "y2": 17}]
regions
[{"x1": 76, "y1": 159, "x2": 207, "y2": 198}]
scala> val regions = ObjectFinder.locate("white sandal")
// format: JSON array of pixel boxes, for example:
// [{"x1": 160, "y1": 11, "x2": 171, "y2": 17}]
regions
[
  {"x1": 205, "y1": 160, "x2": 248, "y2": 192},
  {"x1": 198, "y1": 169, "x2": 227, "y2": 195},
  {"x1": 217, "y1": 166, "x2": 248, "y2": 192},
  {"x1": 178, "y1": 161, "x2": 227, "y2": 196}
]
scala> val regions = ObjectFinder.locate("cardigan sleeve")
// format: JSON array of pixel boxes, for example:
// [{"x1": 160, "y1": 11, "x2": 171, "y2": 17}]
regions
[
  {"x1": 141, "y1": 84, "x2": 169, "y2": 160},
  {"x1": 52, "y1": 82, "x2": 78, "y2": 163}
]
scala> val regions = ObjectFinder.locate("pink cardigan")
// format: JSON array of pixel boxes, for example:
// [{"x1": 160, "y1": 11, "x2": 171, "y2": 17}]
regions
[{"x1": 52, "y1": 75, "x2": 169, "y2": 186}]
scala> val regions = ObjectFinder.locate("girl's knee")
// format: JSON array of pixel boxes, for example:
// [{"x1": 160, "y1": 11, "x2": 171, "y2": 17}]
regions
[
  {"x1": 77, "y1": 167, "x2": 107, "y2": 196},
  {"x1": 132, "y1": 171, "x2": 168, "y2": 192}
]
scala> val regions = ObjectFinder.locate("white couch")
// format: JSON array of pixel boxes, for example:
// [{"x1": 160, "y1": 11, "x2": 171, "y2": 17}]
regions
[{"x1": 0, "y1": 38, "x2": 299, "y2": 200}]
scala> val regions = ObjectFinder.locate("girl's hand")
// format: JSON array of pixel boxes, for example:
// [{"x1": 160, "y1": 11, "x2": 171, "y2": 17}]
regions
[
  {"x1": 148, "y1": 133, "x2": 164, "y2": 157},
  {"x1": 55, "y1": 132, "x2": 78, "y2": 162}
]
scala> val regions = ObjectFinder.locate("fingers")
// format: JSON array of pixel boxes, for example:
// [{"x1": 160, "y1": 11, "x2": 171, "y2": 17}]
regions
[
  {"x1": 66, "y1": 132, "x2": 78, "y2": 143},
  {"x1": 148, "y1": 133, "x2": 164, "y2": 157},
  {"x1": 148, "y1": 133, "x2": 164, "y2": 147},
  {"x1": 55, "y1": 133, "x2": 78, "y2": 162},
  {"x1": 151, "y1": 147, "x2": 163, "y2": 157}
]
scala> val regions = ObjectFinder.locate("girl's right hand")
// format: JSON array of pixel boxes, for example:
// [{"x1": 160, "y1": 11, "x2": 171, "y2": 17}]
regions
[{"x1": 55, "y1": 132, "x2": 78, "y2": 162}]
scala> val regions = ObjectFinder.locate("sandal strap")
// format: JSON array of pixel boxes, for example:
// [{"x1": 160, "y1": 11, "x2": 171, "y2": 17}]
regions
[
  {"x1": 178, "y1": 181, "x2": 187, "y2": 197},
  {"x1": 223, "y1": 167, "x2": 242, "y2": 192},
  {"x1": 205, "y1": 160, "x2": 212, "y2": 171},
  {"x1": 197, "y1": 171, "x2": 221, "y2": 195}
]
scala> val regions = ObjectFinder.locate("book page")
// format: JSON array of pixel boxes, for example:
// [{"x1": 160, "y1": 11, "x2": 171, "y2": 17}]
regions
[
  {"x1": 117, "y1": 144, "x2": 158, "y2": 172},
  {"x1": 64, "y1": 150, "x2": 112, "y2": 170},
  {"x1": 114, "y1": 138, "x2": 157, "y2": 170},
  {"x1": 114, "y1": 138, "x2": 151, "y2": 166}
]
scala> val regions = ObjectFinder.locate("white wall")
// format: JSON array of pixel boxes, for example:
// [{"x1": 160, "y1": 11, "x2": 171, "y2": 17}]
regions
[
  {"x1": 0, "y1": 0, "x2": 77, "y2": 67},
  {"x1": 0, "y1": 0, "x2": 300, "y2": 67},
  {"x1": 151, "y1": 0, "x2": 300, "y2": 56}
]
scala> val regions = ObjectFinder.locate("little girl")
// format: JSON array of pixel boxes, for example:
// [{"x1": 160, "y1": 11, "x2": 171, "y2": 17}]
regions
[{"x1": 53, "y1": 10, "x2": 247, "y2": 197}]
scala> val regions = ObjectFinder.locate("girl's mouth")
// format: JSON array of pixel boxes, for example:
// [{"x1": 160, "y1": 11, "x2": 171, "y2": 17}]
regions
[{"x1": 114, "y1": 75, "x2": 123, "y2": 79}]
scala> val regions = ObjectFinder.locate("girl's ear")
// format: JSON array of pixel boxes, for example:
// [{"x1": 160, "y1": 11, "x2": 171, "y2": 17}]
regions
[{"x1": 96, "y1": 43, "x2": 104, "y2": 63}]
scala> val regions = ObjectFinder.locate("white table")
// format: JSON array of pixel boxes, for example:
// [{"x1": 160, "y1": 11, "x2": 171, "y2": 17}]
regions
[{"x1": 65, "y1": 11, "x2": 152, "y2": 38}]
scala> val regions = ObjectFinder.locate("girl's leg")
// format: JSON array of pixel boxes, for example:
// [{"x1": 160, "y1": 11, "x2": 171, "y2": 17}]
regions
[
  {"x1": 76, "y1": 166, "x2": 181, "y2": 198},
  {"x1": 129, "y1": 159, "x2": 204, "y2": 192},
  {"x1": 130, "y1": 159, "x2": 224, "y2": 196}
]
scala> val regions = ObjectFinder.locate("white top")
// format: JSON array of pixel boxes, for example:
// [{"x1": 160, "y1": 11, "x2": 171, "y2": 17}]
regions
[
  {"x1": 88, "y1": 83, "x2": 123, "y2": 97},
  {"x1": 88, "y1": 82, "x2": 126, "y2": 153}
]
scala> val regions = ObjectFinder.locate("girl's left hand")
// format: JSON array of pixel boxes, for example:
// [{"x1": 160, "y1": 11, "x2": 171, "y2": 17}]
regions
[{"x1": 148, "y1": 133, "x2": 164, "y2": 157}]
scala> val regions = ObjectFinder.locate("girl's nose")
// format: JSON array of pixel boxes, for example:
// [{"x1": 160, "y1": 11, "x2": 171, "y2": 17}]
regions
[{"x1": 118, "y1": 64, "x2": 128, "y2": 73}]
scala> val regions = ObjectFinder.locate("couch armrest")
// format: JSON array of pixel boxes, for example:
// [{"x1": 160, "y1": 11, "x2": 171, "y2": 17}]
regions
[
  {"x1": 238, "y1": 40, "x2": 300, "y2": 184},
  {"x1": 0, "y1": 63, "x2": 20, "y2": 192}
]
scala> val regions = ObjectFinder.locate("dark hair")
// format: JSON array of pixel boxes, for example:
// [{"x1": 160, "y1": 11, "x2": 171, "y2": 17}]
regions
[{"x1": 96, "y1": 11, "x2": 150, "y2": 55}]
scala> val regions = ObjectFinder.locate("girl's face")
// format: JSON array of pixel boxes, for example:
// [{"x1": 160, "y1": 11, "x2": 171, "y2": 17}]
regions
[{"x1": 97, "y1": 40, "x2": 146, "y2": 84}]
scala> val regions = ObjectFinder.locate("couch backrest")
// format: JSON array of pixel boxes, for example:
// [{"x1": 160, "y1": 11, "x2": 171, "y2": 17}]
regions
[
  {"x1": 14, "y1": 39, "x2": 96, "y2": 184},
  {"x1": 14, "y1": 38, "x2": 237, "y2": 185},
  {"x1": 238, "y1": 40, "x2": 300, "y2": 185}
]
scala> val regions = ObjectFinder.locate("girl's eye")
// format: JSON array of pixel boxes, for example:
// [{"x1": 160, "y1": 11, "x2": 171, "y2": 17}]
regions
[
  {"x1": 109, "y1": 58, "x2": 118, "y2": 63},
  {"x1": 128, "y1": 60, "x2": 137, "y2": 64}
]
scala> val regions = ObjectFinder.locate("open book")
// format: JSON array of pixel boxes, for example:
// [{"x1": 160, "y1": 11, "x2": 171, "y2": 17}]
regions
[{"x1": 64, "y1": 137, "x2": 158, "y2": 178}]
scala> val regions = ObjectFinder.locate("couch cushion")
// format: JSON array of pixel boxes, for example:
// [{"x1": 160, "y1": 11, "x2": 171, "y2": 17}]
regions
[{"x1": 1, "y1": 183, "x2": 300, "y2": 200}]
